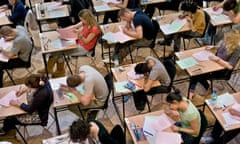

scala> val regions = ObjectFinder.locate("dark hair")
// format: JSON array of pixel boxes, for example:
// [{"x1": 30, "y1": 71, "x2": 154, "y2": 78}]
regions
[
  {"x1": 67, "y1": 75, "x2": 82, "y2": 88},
  {"x1": 134, "y1": 63, "x2": 149, "y2": 74},
  {"x1": 25, "y1": 74, "x2": 47, "y2": 88},
  {"x1": 223, "y1": 0, "x2": 237, "y2": 11},
  {"x1": 180, "y1": 1, "x2": 198, "y2": 13},
  {"x1": 166, "y1": 89, "x2": 183, "y2": 103},
  {"x1": 70, "y1": 119, "x2": 91, "y2": 142}
]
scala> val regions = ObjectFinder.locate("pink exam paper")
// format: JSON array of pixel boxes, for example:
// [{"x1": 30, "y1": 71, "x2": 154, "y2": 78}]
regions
[
  {"x1": 0, "y1": 91, "x2": 17, "y2": 107},
  {"x1": 127, "y1": 69, "x2": 144, "y2": 80},
  {"x1": 155, "y1": 131, "x2": 182, "y2": 144},
  {"x1": 57, "y1": 28, "x2": 78, "y2": 41}
]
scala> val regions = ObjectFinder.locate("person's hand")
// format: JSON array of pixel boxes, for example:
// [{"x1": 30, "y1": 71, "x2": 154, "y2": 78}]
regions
[
  {"x1": 171, "y1": 125, "x2": 179, "y2": 132},
  {"x1": 71, "y1": 17, "x2": 75, "y2": 24},
  {"x1": 229, "y1": 107, "x2": 240, "y2": 116},
  {"x1": 123, "y1": 27, "x2": 129, "y2": 34},
  {"x1": 209, "y1": 55, "x2": 220, "y2": 62},
  {"x1": 10, "y1": 99, "x2": 21, "y2": 107},
  {"x1": 107, "y1": 2, "x2": 115, "y2": 7}
]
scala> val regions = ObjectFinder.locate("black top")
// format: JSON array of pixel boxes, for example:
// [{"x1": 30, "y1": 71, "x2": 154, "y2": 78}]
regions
[
  {"x1": 88, "y1": 120, "x2": 120, "y2": 144},
  {"x1": 133, "y1": 9, "x2": 154, "y2": 40},
  {"x1": 127, "y1": 0, "x2": 140, "y2": 9},
  {"x1": 20, "y1": 82, "x2": 53, "y2": 126}
]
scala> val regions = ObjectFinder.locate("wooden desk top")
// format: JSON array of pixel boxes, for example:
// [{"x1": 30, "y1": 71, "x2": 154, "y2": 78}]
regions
[
  {"x1": 204, "y1": 7, "x2": 233, "y2": 27},
  {"x1": 0, "y1": 84, "x2": 27, "y2": 118},
  {"x1": 140, "y1": 0, "x2": 166, "y2": 5},
  {"x1": 39, "y1": 31, "x2": 77, "y2": 54},
  {"x1": 42, "y1": 133, "x2": 71, "y2": 144},
  {"x1": 35, "y1": 2, "x2": 69, "y2": 20},
  {"x1": 92, "y1": 0, "x2": 120, "y2": 13},
  {"x1": 111, "y1": 63, "x2": 160, "y2": 94},
  {"x1": 155, "y1": 13, "x2": 191, "y2": 35},
  {"x1": 0, "y1": 10, "x2": 12, "y2": 26},
  {"x1": 175, "y1": 46, "x2": 224, "y2": 77},
  {"x1": 125, "y1": 110, "x2": 178, "y2": 144},
  {"x1": 205, "y1": 92, "x2": 240, "y2": 132}
]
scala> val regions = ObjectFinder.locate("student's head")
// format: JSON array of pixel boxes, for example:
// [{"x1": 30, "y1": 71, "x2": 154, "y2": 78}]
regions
[
  {"x1": 223, "y1": 0, "x2": 237, "y2": 11},
  {"x1": 135, "y1": 63, "x2": 150, "y2": 74},
  {"x1": 70, "y1": 119, "x2": 91, "y2": 143},
  {"x1": 223, "y1": 29, "x2": 240, "y2": 56},
  {"x1": 166, "y1": 89, "x2": 183, "y2": 110},
  {"x1": 25, "y1": 74, "x2": 47, "y2": 89},
  {"x1": 180, "y1": 1, "x2": 198, "y2": 13},
  {"x1": 66, "y1": 75, "x2": 82, "y2": 88},
  {"x1": 8, "y1": 0, "x2": 18, "y2": 6},
  {"x1": 0, "y1": 26, "x2": 17, "y2": 41},
  {"x1": 78, "y1": 9, "x2": 98, "y2": 27},
  {"x1": 119, "y1": 8, "x2": 133, "y2": 22}
]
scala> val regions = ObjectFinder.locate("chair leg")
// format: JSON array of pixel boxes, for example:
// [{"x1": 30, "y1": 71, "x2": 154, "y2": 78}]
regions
[
  {"x1": 146, "y1": 98, "x2": 151, "y2": 112},
  {"x1": 183, "y1": 38, "x2": 186, "y2": 50},
  {"x1": 75, "y1": 57, "x2": 78, "y2": 74},
  {"x1": 5, "y1": 70, "x2": 16, "y2": 85}
]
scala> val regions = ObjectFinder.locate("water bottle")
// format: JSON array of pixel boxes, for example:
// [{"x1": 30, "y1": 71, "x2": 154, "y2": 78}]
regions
[
  {"x1": 40, "y1": 2, "x2": 45, "y2": 17},
  {"x1": 114, "y1": 55, "x2": 119, "y2": 68},
  {"x1": 210, "y1": 89, "x2": 217, "y2": 105},
  {"x1": 130, "y1": 123, "x2": 140, "y2": 141}
]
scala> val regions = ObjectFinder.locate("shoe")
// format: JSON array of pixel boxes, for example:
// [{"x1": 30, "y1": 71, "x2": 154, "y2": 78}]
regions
[
  {"x1": 200, "y1": 136, "x2": 215, "y2": 144},
  {"x1": 122, "y1": 95, "x2": 130, "y2": 103},
  {"x1": 158, "y1": 40, "x2": 172, "y2": 46},
  {"x1": 0, "y1": 128, "x2": 6, "y2": 136},
  {"x1": 188, "y1": 92, "x2": 195, "y2": 100}
]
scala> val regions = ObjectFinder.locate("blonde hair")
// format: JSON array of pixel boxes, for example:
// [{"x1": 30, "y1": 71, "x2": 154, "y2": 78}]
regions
[
  {"x1": 78, "y1": 9, "x2": 99, "y2": 29},
  {"x1": 224, "y1": 29, "x2": 240, "y2": 56},
  {"x1": 0, "y1": 26, "x2": 13, "y2": 36}
]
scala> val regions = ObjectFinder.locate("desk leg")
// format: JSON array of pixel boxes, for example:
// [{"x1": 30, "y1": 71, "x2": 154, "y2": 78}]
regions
[
  {"x1": 42, "y1": 54, "x2": 49, "y2": 78},
  {"x1": 54, "y1": 108, "x2": 61, "y2": 135},
  {"x1": 38, "y1": 20, "x2": 42, "y2": 33},
  {"x1": 127, "y1": 45, "x2": 134, "y2": 64},
  {"x1": 15, "y1": 126, "x2": 27, "y2": 144},
  {"x1": 122, "y1": 95, "x2": 127, "y2": 144},
  {"x1": 63, "y1": 53, "x2": 73, "y2": 74}
]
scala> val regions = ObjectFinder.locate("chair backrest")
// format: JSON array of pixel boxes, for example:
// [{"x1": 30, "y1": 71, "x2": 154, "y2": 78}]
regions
[
  {"x1": 103, "y1": 73, "x2": 113, "y2": 109},
  {"x1": 202, "y1": 11, "x2": 211, "y2": 37},
  {"x1": 193, "y1": 109, "x2": 208, "y2": 144},
  {"x1": 163, "y1": 58, "x2": 176, "y2": 89},
  {"x1": 149, "y1": 19, "x2": 160, "y2": 48}
]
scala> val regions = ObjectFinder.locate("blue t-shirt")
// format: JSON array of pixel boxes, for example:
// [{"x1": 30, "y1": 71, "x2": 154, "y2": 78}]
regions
[
  {"x1": 7, "y1": 0, "x2": 27, "y2": 25},
  {"x1": 133, "y1": 9, "x2": 154, "y2": 40}
]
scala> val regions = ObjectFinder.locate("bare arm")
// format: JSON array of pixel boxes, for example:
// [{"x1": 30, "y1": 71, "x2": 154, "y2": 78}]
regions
[
  {"x1": 78, "y1": 32, "x2": 97, "y2": 44},
  {"x1": 65, "y1": 22, "x2": 83, "y2": 30},
  {"x1": 2, "y1": 50, "x2": 16, "y2": 58},
  {"x1": 209, "y1": 55, "x2": 233, "y2": 70},
  {"x1": 123, "y1": 25, "x2": 143, "y2": 39},
  {"x1": 68, "y1": 88, "x2": 94, "y2": 106},
  {"x1": 171, "y1": 119, "x2": 199, "y2": 136},
  {"x1": 143, "y1": 79, "x2": 154, "y2": 92}
]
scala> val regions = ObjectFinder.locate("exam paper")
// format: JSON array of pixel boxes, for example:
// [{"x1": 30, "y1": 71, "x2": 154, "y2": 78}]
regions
[
  {"x1": 192, "y1": 50, "x2": 214, "y2": 61},
  {"x1": 0, "y1": 91, "x2": 17, "y2": 107},
  {"x1": 176, "y1": 57, "x2": 198, "y2": 69},
  {"x1": 160, "y1": 18, "x2": 187, "y2": 35},
  {"x1": 222, "y1": 112, "x2": 240, "y2": 125}
]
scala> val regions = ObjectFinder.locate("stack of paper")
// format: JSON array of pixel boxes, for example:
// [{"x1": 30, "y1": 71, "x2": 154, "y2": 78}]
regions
[
  {"x1": 94, "y1": 4, "x2": 111, "y2": 12},
  {"x1": 212, "y1": 14, "x2": 232, "y2": 24},
  {"x1": 47, "y1": 2, "x2": 62, "y2": 11},
  {"x1": 48, "y1": 10, "x2": 66, "y2": 18},
  {"x1": 205, "y1": 7, "x2": 223, "y2": 15},
  {"x1": 57, "y1": 28, "x2": 78, "y2": 41},
  {"x1": 160, "y1": 18, "x2": 187, "y2": 35},
  {"x1": 102, "y1": 0, "x2": 121, "y2": 4},
  {"x1": 49, "y1": 77, "x2": 67, "y2": 90},
  {"x1": 217, "y1": 93, "x2": 236, "y2": 106},
  {"x1": 176, "y1": 57, "x2": 198, "y2": 69},
  {"x1": 127, "y1": 69, "x2": 144, "y2": 80},
  {"x1": 222, "y1": 112, "x2": 240, "y2": 125},
  {"x1": 0, "y1": 91, "x2": 17, "y2": 107},
  {"x1": 155, "y1": 131, "x2": 182, "y2": 144},
  {"x1": 102, "y1": 31, "x2": 134, "y2": 43},
  {"x1": 192, "y1": 50, "x2": 214, "y2": 61}
]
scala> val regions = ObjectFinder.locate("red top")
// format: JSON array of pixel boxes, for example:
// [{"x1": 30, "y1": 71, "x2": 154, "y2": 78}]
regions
[{"x1": 77, "y1": 25, "x2": 100, "y2": 51}]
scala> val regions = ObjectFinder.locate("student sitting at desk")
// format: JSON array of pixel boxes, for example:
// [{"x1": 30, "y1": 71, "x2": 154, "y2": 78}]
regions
[
  {"x1": 189, "y1": 30, "x2": 240, "y2": 99},
  {"x1": 133, "y1": 56, "x2": 170, "y2": 111},
  {"x1": 0, "y1": 74, "x2": 53, "y2": 136},
  {"x1": 166, "y1": 89, "x2": 201, "y2": 144},
  {"x1": 60, "y1": 65, "x2": 108, "y2": 119},
  {"x1": 0, "y1": 0, "x2": 27, "y2": 26},
  {"x1": 38, "y1": 9, "x2": 100, "y2": 78},
  {"x1": 159, "y1": 1, "x2": 206, "y2": 52},
  {"x1": 70, "y1": 119, "x2": 124, "y2": 144},
  {"x1": 0, "y1": 25, "x2": 32, "y2": 88},
  {"x1": 113, "y1": 8, "x2": 155, "y2": 63},
  {"x1": 201, "y1": 105, "x2": 240, "y2": 144},
  {"x1": 103, "y1": 0, "x2": 140, "y2": 24}
]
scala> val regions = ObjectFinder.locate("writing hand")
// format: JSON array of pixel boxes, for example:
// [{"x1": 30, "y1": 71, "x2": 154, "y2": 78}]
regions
[
  {"x1": 107, "y1": 2, "x2": 115, "y2": 7},
  {"x1": 209, "y1": 55, "x2": 220, "y2": 62},
  {"x1": 171, "y1": 125, "x2": 179, "y2": 132},
  {"x1": 10, "y1": 99, "x2": 21, "y2": 107}
]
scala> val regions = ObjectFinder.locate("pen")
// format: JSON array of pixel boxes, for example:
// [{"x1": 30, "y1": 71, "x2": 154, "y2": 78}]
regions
[
  {"x1": 143, "y1": 130, "x2": 153, "y2": 136},
  {"x1": 141, "y1": 128, "x2": 146, "y2": 140},
  {"x1": 192, "y1": 68, "x2": 201, "y2": 72},
  {"x1": 223, "y1": 105, "x2": 228, "y2": 111}
]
